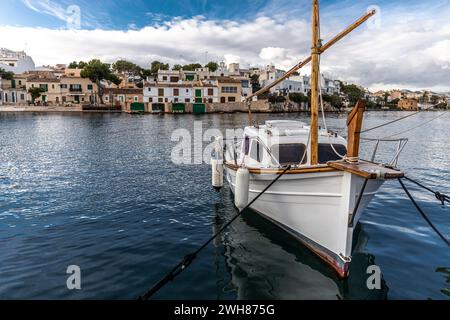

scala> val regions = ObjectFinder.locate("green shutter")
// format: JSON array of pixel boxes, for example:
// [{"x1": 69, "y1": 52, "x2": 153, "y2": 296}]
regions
[
  {"x1": 130, "y1": 102, "x2": 145, "y2": 112},
  {"x1": 172, "y1": 103, "x2": 185, "y2": 113},
  {"x1": 152, "y1": 103, "x2": 165, "y2": 113},
  {"x1": 193, "y1": 103, "x2": 206, "y2": 114}
]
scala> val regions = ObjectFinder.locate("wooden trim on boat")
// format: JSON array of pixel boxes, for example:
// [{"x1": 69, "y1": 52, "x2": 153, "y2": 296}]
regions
[
  {"x1": 328, "y1": 160, "x2": 404, "y2": 179},
  {"x1": 224, "y1": 162, "x2": 338, "y2": 175},
  {"x1": 225, "y1": 160, "x2": 404, "y2": 179}
]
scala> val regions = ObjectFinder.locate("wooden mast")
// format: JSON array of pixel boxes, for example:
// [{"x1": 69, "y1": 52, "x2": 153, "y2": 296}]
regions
[{"x1": 310, "y1": 0, "x2": 321, "y2": 165}]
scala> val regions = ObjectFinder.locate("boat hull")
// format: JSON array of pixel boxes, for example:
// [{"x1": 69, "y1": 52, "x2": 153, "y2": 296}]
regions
[{"x1": 225, "y1": 166, "x2": 384, "y2": 278}]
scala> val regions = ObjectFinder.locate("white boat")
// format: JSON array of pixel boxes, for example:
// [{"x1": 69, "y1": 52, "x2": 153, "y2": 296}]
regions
[{"x1": 211, "y1": 0, "x2": 404, "y2": 278}]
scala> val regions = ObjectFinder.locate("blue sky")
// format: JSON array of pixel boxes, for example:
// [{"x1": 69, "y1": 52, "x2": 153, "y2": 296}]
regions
[
  {"x1": 2, "y1": 0, "x2": 444, "y2": 30},
  {"x1": 1, "y1": 0, "x2": 450, "y2": 91}
]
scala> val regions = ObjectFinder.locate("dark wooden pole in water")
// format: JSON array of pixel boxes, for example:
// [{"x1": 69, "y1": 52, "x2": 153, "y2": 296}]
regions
[
  {"x1": 346, "y1": 100, "x2": 366, "y2": 159},
  {"x1": 310, "y1": 0, "x2": 321, "y2": 165}
]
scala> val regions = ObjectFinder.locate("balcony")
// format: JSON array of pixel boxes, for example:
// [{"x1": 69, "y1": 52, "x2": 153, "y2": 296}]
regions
[{"x1": 69, "y1": 87, "x2": 83, "y2": 93}]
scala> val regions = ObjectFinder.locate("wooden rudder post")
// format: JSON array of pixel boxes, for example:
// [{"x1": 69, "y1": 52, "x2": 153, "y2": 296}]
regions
[{"x1": 347, "y1": 100, "x2": 365, "y2": 159}]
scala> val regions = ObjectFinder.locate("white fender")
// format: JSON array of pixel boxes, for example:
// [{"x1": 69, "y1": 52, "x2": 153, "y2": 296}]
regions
[
  {"x1": 211, "y1": 159, "x2": 224, "y2": 190},
  {"x1": 235, "y1": 167, "x2": 250, "y2": 209}
]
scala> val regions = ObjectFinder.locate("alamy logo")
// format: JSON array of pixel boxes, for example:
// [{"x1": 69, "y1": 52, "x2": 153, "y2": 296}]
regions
[
  {"x1": 366, "y1": 265, "x2": 381, "y2": 290},
  {"x1": 66, "y1": 265, "x2": 81, "y2": 290},
  {"x1": 66, "y1": 5, "x2": 81, "y2": 30}
]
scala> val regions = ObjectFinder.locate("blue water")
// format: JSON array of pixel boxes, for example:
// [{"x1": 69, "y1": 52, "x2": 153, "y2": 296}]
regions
[{"x1": 0, "y1": 111, "x2": 449, "y2": 300}]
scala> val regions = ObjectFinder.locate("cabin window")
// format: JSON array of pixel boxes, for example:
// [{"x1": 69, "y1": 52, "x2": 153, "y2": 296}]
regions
[
  {"x1": 244, "y1": 136, "x2": 250, "y2": 155},
  {"x1": 318, "y1": 144, "x2": 347, "y2": 163},
  {"x1": 250, "y1": 140, "x2": 264, "y2": 162},
  {"x1": 271, "y1": 144, "x2": 307, "y2": 165}
]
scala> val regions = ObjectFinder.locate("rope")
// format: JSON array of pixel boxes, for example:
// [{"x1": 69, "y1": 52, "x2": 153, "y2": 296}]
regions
[
  {"x1": 398, "y1": 178, "x2": 449, "y2": 246},
  {"x1": 317, "y1": 56, "x2": 346, "y2": 160},
  {"x1": 376, "y1": 112, "x2": 448, "y2": 140},
  {"x1": 139, "y1": 165, "x2": 292, "y2": 300},
  {"x1": 402, "y1": 176, "x2": 450, "y2": 206},
  {"x1": 359, "y1": 105, "x2": 436, "y2": 134}
]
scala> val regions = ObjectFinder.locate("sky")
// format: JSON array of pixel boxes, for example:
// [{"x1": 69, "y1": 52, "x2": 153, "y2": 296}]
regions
[{"x1": 0, "y1": 0, "x2": 449, "y2": 92}]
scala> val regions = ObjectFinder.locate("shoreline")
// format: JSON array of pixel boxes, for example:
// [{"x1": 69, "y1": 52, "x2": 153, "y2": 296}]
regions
[{"x1": 0, "y1": 105, "x2": 447, "y2": 114}]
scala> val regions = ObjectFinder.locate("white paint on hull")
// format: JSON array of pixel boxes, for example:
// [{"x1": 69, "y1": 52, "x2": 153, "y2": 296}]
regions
[{"x1": 225, "y1": 167, "x2": 384, "y2": 268}]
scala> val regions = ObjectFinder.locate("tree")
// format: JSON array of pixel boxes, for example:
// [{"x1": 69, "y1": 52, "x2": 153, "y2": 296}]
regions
[
  {"x1": 205, "y1": 61, "x2": 218, "y2": 72},
  {"x1": 0, "y1": 68, "x2": 14, "y2": 80},
  {"x1": 28, "y1": 87, "x2": 45, "y2": 103},
  {"x1": 322, "y1": 93, "x2": 344, "y2": 110},
  {"x1": 150, "y1": 61, "x2": 169, "y2": 75},
  {"x1": 80, "y1": 59, "x2": 121, "y2": 104},
  {"x1": 172, "y1": 64, "x2": 183, "y2": 71},
  {"x1": 268, "y1": 93, "x2": 285, "y2": 103},
  {"x1": 182, "y1": 63, "x2": 202, "y2": 71},
  {"x1": 289, "y1": 92, "x2": 309, "y2": 104},
  {"x1": 250, "y1": 74, "x2": 261, "y2": 93},
  {"x1": 68, "y1": 61, "x2": 87, "y2": 69},
  {"x1": 340, "y1": 82, "x2": 364, "y2": 105},
  {"x1": 140, "y1": 68, "x2": 152, "y2": 78},
  {"x1": 112, "y1": 60, "x2": 140, "y2": 76}
]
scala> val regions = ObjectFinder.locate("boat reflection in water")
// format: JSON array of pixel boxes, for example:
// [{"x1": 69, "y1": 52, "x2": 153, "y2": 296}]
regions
[{"x1": 212, "y1": 189, "x2": 389, "y2": 300}]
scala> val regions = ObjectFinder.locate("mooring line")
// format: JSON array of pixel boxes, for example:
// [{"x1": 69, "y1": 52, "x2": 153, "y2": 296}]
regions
[
  {"x1": 139, "y1": 165, "x2": 292, "y2": 300},
  {"x1": 402, "y1": 176, "x2": 450, "y2": 206},
  {"x1": 398, "y1": 178, "x2": 449, "y2": 246}
]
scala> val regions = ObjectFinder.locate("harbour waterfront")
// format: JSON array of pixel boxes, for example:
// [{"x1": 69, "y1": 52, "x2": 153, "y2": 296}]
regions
[{"x1": 0, "y1": 111, "x2": 449, "y2": 300}]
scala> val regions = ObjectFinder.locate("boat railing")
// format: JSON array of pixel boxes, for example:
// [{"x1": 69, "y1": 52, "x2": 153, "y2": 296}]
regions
[
  {"x1": 362, "y1": 137, "x2": 408, "y2": 168},
  {"x1": 221, "y1": 137, "x2": 281, "y2": 167}
]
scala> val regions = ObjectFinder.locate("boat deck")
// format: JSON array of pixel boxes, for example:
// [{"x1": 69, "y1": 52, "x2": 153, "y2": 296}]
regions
[{"x1": 327, "y1": 160, "x2": 404, "y2": 180}]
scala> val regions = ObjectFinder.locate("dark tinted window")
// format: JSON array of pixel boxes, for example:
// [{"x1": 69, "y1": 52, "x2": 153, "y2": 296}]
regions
[
  {"x1": 244, "y1": 136, "x2": 250, "y2": 155},
  {"x1": 271, "y1": 144, "x2": 307, "y2": 165},
  {"x1": 318, "y1": 144, "x2": 347, "y2": 163},
  {"x1": 250, "y1": 140, "x2": 264, "y2": 162}
]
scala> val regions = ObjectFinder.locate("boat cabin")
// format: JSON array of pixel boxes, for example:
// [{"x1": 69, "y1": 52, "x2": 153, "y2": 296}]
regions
[{"x1": 238, "y1": 120, "x2": 347, "y2": 168}]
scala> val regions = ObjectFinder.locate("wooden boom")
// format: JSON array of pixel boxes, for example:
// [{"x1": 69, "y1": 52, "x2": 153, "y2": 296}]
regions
[{"x1": 245, "y1": 9, "x2": 376, "y2": 103}]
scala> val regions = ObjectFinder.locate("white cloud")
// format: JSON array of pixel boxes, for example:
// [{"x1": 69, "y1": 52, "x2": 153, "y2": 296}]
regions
[
  {"x1": 259, "y1": 47, "x2": 287, "y2": 61},
  {"x1": 21, "y1": 0, "x2": 68, "y2": 22},
  {"x1": 1, "y1": 11, "x2": 450, "y2": 92}
]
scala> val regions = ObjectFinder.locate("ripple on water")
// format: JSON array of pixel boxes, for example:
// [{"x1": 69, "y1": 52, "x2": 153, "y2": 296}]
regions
[{"x1": 0, "y1": 112, "x2": 449, "y2": 300}]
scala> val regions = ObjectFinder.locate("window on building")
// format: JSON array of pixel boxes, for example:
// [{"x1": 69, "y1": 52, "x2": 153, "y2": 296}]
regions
[
  {"x1": 208, "y1": 88, "x2": 214, "y2": 96},
  {"x1": 162, "y1": 76, "x2": 167, "y2": 81},
  {"x1": 228, "y1": 97, "x2": 236, "y2": 102},
  {"x1": 60, "y1": 84, "x2": 68, "y2": 89},
  {"x1": 87, "y1": 84, "x2": 93, "y2": 90},
  {"x1": 20, "y1": 94, "x2": 25, "y2": 100},
  {"x1": 134, "y1": 96, "x2": 138, "y2": 102},
  {"x1": 173, "y1": 88, "x2": 179, "y2": 96},
  {"x1": 148, "y1": 98, "x2": 153, "y2": 103},
  {"x1": 221, "y1": 97, "x2": 226, "y2": 103},
  {"x1": 158, "y1": 88, "x2": 164, "y2": 97},
  {"x1": 174, "y1": 98, "x2": 179, "y2": 102},
  {"x1": 185, "y1": 98, "x2": 190, "y2": 103},
  {"x1": 271, "y1": 144, "x2": 308, "y2": 165},
  {"x1": 208, "y1": 98, "x2": 213, "y2": 103},
  {"x1": 39, "y1": 84, "x2": 48, "y2": 91},
  {"x1": 221, "y1": 86, "x2": 238, "y2": 94}
]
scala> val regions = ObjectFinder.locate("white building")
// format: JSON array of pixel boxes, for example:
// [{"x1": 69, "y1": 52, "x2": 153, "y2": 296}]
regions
[
  {"x1": 144, "y1": 81, "x2": 220, "y2": 104},
  {"x1": 0, "y1": 48, "x2": 35, "y2": 73},
  {"x1": 0, "y1": 78, "x2": 27, "y2": 105}
]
